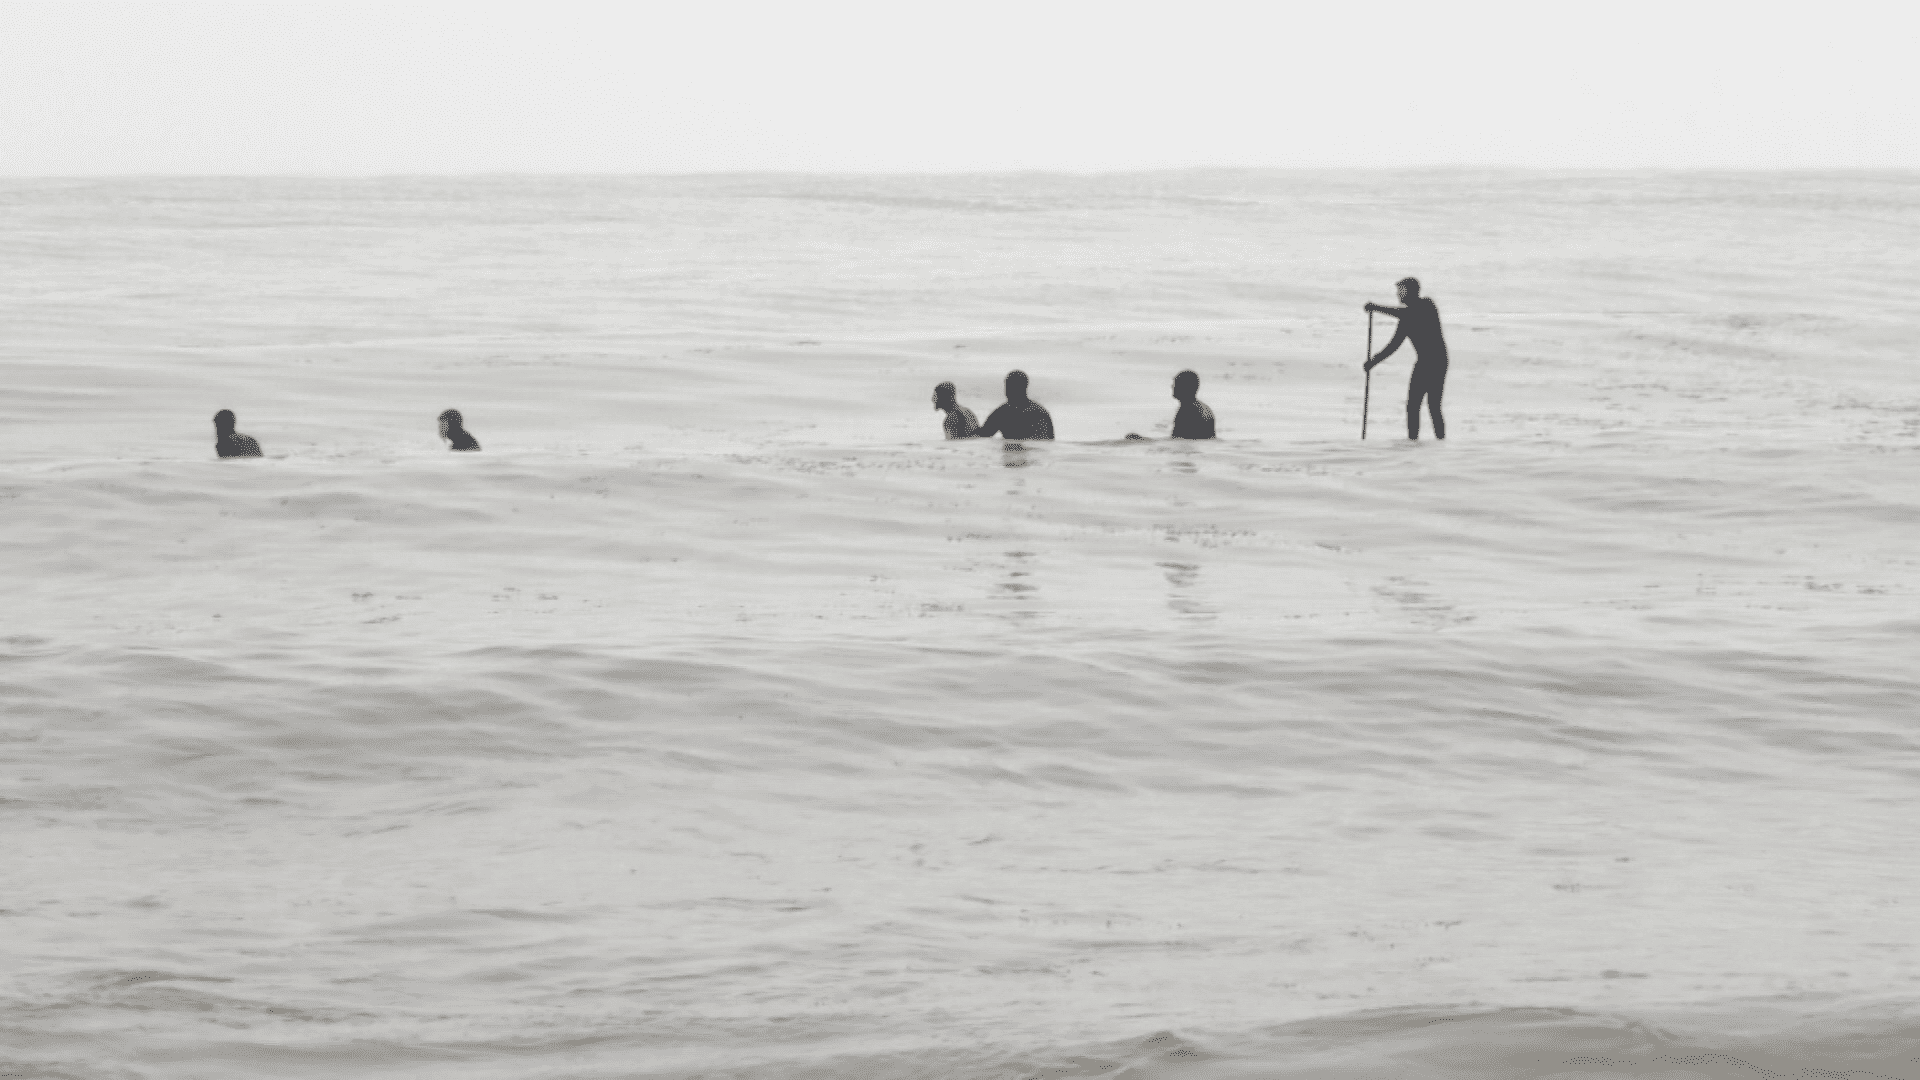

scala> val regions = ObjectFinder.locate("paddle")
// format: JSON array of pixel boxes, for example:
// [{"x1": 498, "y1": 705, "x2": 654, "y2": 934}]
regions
[{"x1": 1362, "y1": 310, "x2": 1373, "y2": 439}]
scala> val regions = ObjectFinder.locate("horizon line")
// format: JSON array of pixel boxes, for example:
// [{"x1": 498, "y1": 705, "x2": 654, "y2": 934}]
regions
[{"x1": 3, "y1": 165, "x2": 1916, "y2": 181}]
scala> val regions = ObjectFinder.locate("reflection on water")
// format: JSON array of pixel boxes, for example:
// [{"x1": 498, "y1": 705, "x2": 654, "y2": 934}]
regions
[
  {"x1": 1159, "y1": 561, "x2": 1198, "y2": 589},
  {"x1": 1373, "y1": 574, "x2": 1470, "y2": 629},
  {"x1": 993, "y1": 550, "x2": 1041, "y2": 619},
  {"x1": 1158, "y1": 560, "x2": 1214, "y2": 617}
]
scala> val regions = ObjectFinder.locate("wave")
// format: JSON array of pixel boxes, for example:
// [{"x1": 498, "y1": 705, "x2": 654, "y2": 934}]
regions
[{"x1": 5, "y1": 1000, "x2": 1915, "y2": 1079}]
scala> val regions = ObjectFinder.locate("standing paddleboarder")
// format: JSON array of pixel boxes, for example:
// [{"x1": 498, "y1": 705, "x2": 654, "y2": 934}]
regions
[{"x1": 1363, "y1": 277, "x2": 1449, "y2": 440}]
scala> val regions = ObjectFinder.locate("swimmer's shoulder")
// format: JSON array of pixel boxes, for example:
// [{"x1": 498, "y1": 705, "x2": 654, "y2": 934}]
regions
[
  {"x1": 219, "y1": 433, "x2": 263, "y2": 458},
  {"x1": 1026, "y1": 400, "x2": 1056, "y2": 439},
  {"x1": 1171, "y1": 399, "x2": 1215, "y2": 439},
  {"x1": 945, "y1": 405, "x2": 979, "y2": 439}
]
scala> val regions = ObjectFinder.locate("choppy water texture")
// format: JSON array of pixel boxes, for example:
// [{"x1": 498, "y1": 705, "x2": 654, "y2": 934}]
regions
[{"x1": 2, "y1": 173, "x2": 1918, "y2": 1078}]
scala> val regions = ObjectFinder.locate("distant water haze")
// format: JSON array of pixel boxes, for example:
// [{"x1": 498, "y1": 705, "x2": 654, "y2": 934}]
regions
[{"x1": 1, "y1": 172, "x2": 1917, "y2": 1077}]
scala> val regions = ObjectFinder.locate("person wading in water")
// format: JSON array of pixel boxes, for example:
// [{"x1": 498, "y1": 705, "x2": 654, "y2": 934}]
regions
[
  {"x1": 212, "y1": 410, "x2": 262, "y2": 458},
  {"x1": 974, "y1": 370, "x2": 1055, "y2": 440},
  {"x1": 1126, "y1": 370, "x2": 1216, "y2": 440},
  {"x1": 932, "y1": 382, "x2": 979, "y2": 439},
  {"x1": 1167, "y1": 369, "x2": 1215, "y2": 439},
  {"x1": 438, "y1": 409, "x2": 481, "y2": 451},
  {"x1": 1364, "y1": 277, "x2": 1449, "y2": 440}
]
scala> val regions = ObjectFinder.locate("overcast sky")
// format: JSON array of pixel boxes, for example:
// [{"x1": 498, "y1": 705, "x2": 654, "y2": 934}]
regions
[{"x1": 4, "y1": 0, "x2": 1914, "y2": 174}]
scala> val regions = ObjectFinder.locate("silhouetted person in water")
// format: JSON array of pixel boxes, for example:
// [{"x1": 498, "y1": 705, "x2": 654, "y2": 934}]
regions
[
  {"x1": 212, "y1": 410, "x2": 261, "y2": 458},
  {"x1": 932, "y1": 382, "x2": 979, "y2": 439},
  {"x1": 974, "y1": 370, "x2": 1055, "y2": 440},
  {"x1": 1127, "y1": 370, "x2": 1216, "y2": 440},
  {"x1": 438, "y1": 409, "x2": 480, "y2": 451},
  {"x1": 1169, "y1": 370, "x2": 1215, "y2": 438},
  {"x1": 1365, "y1": 277, "x2": 1449, "y2": 440}
]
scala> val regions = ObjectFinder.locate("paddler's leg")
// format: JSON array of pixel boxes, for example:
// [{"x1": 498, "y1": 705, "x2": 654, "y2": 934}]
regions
[{"x1": 1406, "y1": 375, "x2": 1424, "y2": 439}]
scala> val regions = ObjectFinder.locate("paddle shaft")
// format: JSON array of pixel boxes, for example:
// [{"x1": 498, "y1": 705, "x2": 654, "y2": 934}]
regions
[{"x1": 1362, "y1": 311, "x2": 1373, "y2": 439}]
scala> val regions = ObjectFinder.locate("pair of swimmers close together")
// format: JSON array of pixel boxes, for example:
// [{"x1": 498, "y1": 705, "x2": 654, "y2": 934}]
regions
[
  {"x1": 933, "y1": 279, "x2": 1448, "y2": 443},
  {"x1": 213, "y1": 408, "x2": 478, "y2": 458},
  {"x1": 932, "y1": 369, "x2": 1215, "y2": 442}
]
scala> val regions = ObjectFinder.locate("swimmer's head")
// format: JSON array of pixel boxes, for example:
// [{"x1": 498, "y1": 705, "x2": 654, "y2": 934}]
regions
[
  {"x1": 1005, "y1": 369, "x2": 1030, "y2": 402},
  {"x1": 1172, "y1": 370, "x2": 1199, "y2": 400},
  {"x1": 213, "y1": 409, "x2": 236, "y2": 434},
  {"x1": 933, "y1": 382, "x2": 956, "y2": 409},
  {"x1": 438, "y1": 408, "x2": 464, "y2": 439},
  {"x1": 1396, "y1": 277, "x2": 1420, "y2": 302}
]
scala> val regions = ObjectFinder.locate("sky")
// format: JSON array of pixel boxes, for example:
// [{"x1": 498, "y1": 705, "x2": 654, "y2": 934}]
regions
[{"x1": 3, "y1": 0, "x2": 1915, "y2": 174}]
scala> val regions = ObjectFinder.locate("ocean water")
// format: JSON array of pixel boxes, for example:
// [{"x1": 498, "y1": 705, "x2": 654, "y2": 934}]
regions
[{"x1": 1, "y1": 172, "x2": 1917, "y2": 1079}]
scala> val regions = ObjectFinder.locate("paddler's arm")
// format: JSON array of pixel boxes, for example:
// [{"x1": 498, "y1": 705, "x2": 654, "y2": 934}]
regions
[{"x1": 1365, "y1": 325, "x2": 1408, "y2": 370}]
